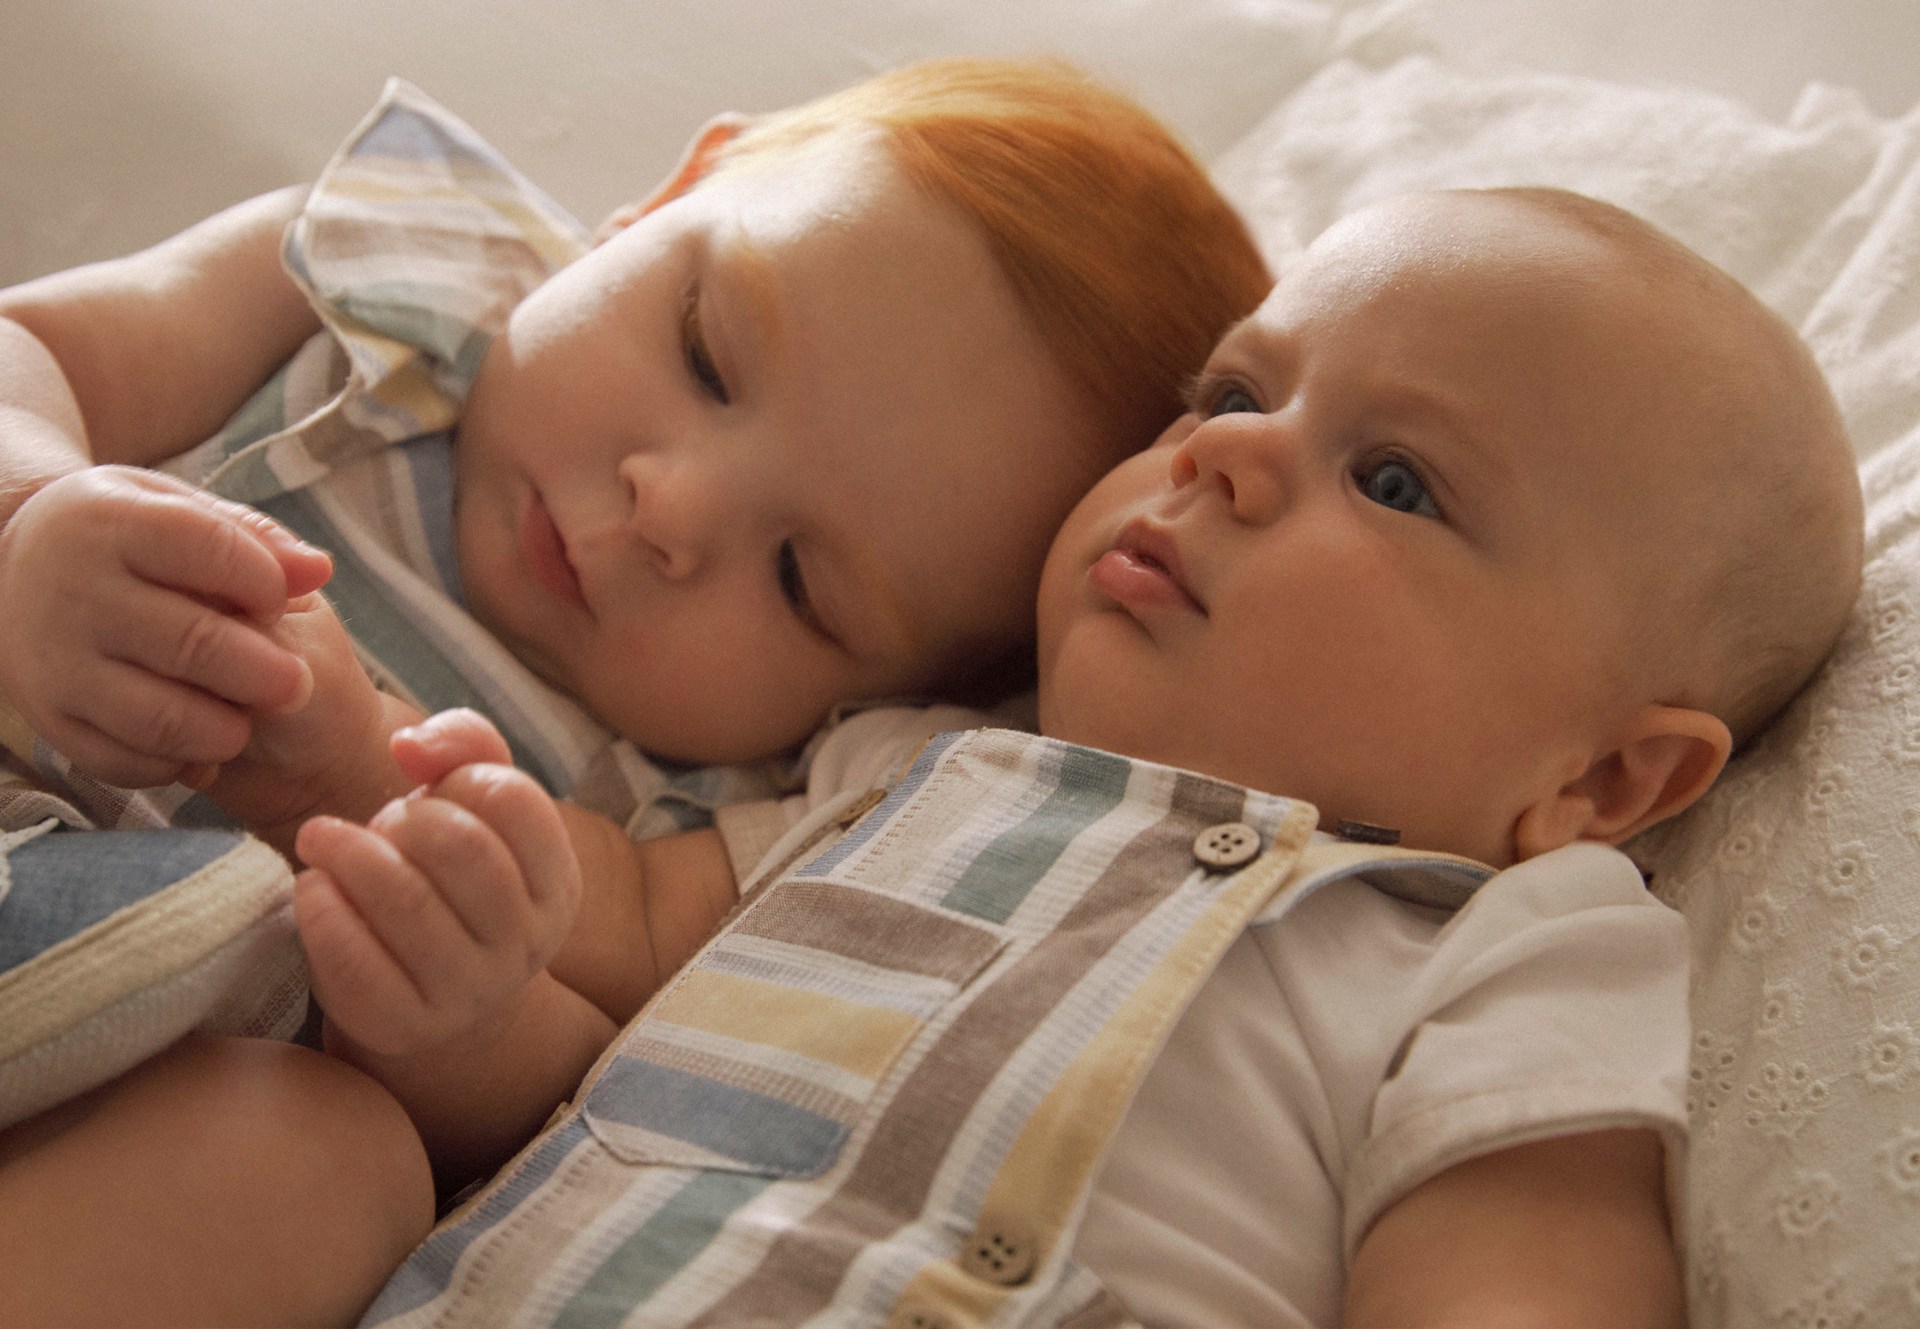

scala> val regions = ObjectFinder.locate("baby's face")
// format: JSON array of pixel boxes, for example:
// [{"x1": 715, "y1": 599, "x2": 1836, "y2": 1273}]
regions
[
  {"x1": 1038, "y1": 192, "x2": 1693, "y2": 865},
  {"x1": 454, "y1": 129, "x2": 1107, "y2": 763}
]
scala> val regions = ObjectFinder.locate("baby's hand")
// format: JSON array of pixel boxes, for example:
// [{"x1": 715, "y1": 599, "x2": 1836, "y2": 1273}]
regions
[
  {"x1": 292, "y1": 709, "x2": 582, "y2": 1059},
  {"x1": 200, "y1": 591, "x2": 403, "y2": 841},
  {"x1": 0, "y1": 466, "x2": 331, "y2": 788}
]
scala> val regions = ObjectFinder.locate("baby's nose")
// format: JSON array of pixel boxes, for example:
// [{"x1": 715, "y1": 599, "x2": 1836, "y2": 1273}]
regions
[
  {"x1": 619, "y1": 451, "x2": 722, "y2": 580},
  {"x1": 1175, "y1": 414, "x2": 1297, "y2": 524}
]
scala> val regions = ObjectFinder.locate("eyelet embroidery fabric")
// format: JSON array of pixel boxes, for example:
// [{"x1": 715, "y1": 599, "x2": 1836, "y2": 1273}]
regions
[{"x1": 1636, "y1": 434, "x2": 1920, "y2": 1327}]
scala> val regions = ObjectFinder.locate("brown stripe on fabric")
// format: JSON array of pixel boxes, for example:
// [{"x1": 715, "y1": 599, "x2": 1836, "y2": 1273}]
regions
[
  {"x1": 616, "y1": 1035, "x2": 865, "y2": 1125},
  {"x1": 304, "y1": 205, "x2": 561, "y2": 313},
  {"x1": 732, "y1": 878, "x2": 1006, "y2": 986},
  {"x1": 273, "y1": 400, "x2": 382, "y2": 473},
  {"x1": 685, "y1": 771, "x2": 1245, "y2": 1325}
]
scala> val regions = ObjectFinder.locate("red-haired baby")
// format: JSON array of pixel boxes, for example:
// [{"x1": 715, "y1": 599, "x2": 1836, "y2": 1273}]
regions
[{"x1": 0, "y1": 60, "x2": 1266, "y2": 1326}]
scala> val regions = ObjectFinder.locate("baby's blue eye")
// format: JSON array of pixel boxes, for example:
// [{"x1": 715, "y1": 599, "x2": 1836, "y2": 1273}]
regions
[
  {"x1": 1358, "y1": 459, "x2": 1440, "y2": 518},
  {"x1": 1204, "y1": 385, "x2": 1262, "y2": 418}
]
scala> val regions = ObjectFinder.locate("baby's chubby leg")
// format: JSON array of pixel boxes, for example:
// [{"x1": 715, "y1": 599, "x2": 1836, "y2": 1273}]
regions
[{"x1": 0, "y1": 1032, "x2": 432, "y2": 1328}]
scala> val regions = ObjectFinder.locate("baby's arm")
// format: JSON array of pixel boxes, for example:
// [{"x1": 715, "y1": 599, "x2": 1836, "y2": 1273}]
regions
[
  {"x1": 1344, "y1": 1128, "x2": 1684, "y2": 1327},
  {"x1": 295, "y1": 710, "x2": 740, "y2": 1187},
  {"x1": 0, "y1": 189, "x2": 332, "y2": 788},
  {"x1": 0, "y1": 186, "x2": 319, "y2": 478}
]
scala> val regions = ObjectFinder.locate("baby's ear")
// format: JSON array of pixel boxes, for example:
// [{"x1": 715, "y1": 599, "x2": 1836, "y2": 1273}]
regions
[
  {"x1": 1512, "y1": 705, "x2": 1733, "y2": 862},
  {"x1": 591, "y1": 113, "x2": 752, "y2": 244}
]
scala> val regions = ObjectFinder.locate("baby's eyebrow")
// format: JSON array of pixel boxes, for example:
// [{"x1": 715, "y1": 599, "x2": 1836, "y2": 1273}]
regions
[
  {"x1": 720, "y1": 230, "x2": 784, "y2": 353},
  {"x1": 1372, "y1": 380, "x2": 1510, "y2": 470}
]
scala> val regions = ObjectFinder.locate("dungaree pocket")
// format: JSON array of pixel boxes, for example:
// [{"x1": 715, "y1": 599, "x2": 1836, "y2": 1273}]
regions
[{"x1": 583, "y1": 874, "x2": 1008, "y2": 1178}]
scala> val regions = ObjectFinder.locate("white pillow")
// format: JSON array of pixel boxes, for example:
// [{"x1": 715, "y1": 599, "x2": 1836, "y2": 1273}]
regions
[
  {"x1": 1632, "y1": 436, "x2": 1920, "y2": 1327},
  {"x1": 1215, "y1": 31, "x2": 1920, "y2": 1325}
]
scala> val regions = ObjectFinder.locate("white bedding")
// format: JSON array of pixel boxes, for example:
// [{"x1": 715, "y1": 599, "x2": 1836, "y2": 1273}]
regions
[{"x1": 8, "y1": 2, "x2": 1920, "y2": 1324}]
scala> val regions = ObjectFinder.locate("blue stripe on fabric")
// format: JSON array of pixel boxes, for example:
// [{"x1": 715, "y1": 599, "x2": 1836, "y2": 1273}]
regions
[
  {"x1": 256, "y1": 486, "x2": 574, "y2": 794},
  {"x1": 333, "y1": 287, "x2": 493, "y2": 385},
  {"x1": 355, "y1": 102, "x2": 505, "y2": 174},
  {"x1": 166, "y1": 793, "x2": 243, "y2": 830},
  {"x1": 400, "y1": 435, "x2": 466, "y2": 604},
  {"x1": 587, "y1": 1057, "x2": 847, "y2": 1177},
  {"x1": 359, "y1": 1115, "x2": 596, "y2": 1325},
  {"x1": 793, "y1": 729, "x2": 964, "y2": 879},
  {"x1": 0, "y1": 829, "x2": 249, "y2": 969},
  {"x1": 552, "y1": 1172, "x2": 775, "y2": 1329},
  {"x1": 939, "y1": 743, "x2": 1133, "y2": 924}
]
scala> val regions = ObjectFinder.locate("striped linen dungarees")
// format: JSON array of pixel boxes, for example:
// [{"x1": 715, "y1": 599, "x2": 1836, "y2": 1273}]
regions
[{"x1": 363, "y1": 728, "x2": 1489, "y2": 1329}]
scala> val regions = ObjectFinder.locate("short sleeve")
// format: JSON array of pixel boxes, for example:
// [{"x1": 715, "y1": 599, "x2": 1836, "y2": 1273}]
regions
[{"x1": 1340, "y1": 841, "x2": 1691, "y2": 1256}]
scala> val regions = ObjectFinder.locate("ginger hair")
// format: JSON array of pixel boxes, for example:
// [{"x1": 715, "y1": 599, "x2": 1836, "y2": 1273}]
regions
[{"x1": 702, "y1": 57, "x2": 1272, "y2": 455}]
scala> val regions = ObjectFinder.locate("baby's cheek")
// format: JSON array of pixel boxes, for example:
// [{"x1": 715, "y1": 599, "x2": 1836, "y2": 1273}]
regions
[{"x1": 595, "y1": 649, "x2": 838, "y2": 766}]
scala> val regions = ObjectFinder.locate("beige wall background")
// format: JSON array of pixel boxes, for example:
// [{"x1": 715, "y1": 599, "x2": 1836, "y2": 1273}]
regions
[{"x1": 3, "y1": 0, "x2": 1917, "y2": 285}]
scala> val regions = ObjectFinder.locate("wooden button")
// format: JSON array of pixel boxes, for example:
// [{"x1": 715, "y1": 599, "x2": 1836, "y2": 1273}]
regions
[
  {"x1": 1193, "y1": 821, "x2": 1261, "y2": 869},
  {"x1": 959, "y1": 1225, "x2": 1037, "y2": 1285}
]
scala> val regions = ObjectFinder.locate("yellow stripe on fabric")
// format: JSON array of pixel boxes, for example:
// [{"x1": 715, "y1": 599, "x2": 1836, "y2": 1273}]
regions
[
  {"x1": 650, "y1": 969, "x2": 920, "y2": 1081},
  {"x1": 890, "y1": 1258, "x2": 1018, "y2": 1325},
  {"x1": 959, "y1": 800, "x2": 1317, "y2": 1280},
  {"x1": 361, "y1": 356, "x2": 462, "y2": 431},
  {"x1": 322, "y1": 175, "x2": 584, "y2": 268}
]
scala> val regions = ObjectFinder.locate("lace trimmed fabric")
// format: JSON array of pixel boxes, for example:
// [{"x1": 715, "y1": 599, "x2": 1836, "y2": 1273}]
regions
[{"x1": 1636, "y1": 438, "x2": 1920, "y2": 1327}]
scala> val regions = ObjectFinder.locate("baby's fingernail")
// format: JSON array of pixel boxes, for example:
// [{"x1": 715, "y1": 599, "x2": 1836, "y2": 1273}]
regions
[{"x1": 284, "y1": 658, "x2": 315, "y2": 711}]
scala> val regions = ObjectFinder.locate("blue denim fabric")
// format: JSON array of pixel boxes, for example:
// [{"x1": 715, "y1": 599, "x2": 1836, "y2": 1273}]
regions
[{"x1": 0, "y1": 827, "x2": 251, "y2": 972}]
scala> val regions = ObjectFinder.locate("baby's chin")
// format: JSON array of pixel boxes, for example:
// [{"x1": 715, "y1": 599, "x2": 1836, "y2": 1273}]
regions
[{"x1": 603, "y1": 698, "x2": 827, "y2": 770}]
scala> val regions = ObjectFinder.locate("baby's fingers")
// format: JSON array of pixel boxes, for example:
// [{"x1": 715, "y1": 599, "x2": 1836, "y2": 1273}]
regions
[
  {"x1": 364, "y1": 793, "x2": 540, "y2": 957},
  {"x1": 110, "y1": 585, "x2": 314, "y2": 714},
  {"x1": 41, "y1": 660, "x2": 254, "y2": 787},
  {"x1": 416, "y1": 764, "x2": 580, "y2": 946},
  {"x1": 115, "y1": 482, "x2": 325, "y2": 622},
  {"x1": 294, "y1": 815, "x2": 479, "y2": 1048},
  {"x1": 390, "y1": 709, "x2": 514, "y2": 789},
  {"x1": 293, "y1": 863, "x2": 435, "y2": 1058}
]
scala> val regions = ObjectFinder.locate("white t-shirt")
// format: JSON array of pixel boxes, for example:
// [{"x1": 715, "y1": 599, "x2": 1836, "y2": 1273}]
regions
[{"x1": 720, "y1": 707, "x2": 1690, "y2": 1328}]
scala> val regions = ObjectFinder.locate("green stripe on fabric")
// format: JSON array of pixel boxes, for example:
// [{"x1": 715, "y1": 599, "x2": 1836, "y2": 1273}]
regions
[
  {"x1": 334, "y1": 287, "x2": 493, "y2": 385},
  {"x1": 939, "y1": 743, "x2": 1132, "y2": 924},
  {"x1": 552, "y1": 1172, "x2": 774, "y2": 1329},
  {"x1": 205, "y1": 364, "x2": 292, "y2": 462}
]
